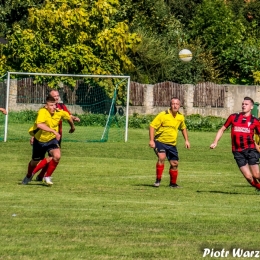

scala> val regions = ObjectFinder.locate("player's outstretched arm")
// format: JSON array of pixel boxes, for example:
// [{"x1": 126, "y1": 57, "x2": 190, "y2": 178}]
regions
[
  {"x1": 210, "y1": 126, "x2": 226, "y2": 149},
  {"x1": 71, "y1": 115, "x2": 80, "y2": 122},
  {"x1": 67, "y1": 117, "x2": 75, "y2": 133}
]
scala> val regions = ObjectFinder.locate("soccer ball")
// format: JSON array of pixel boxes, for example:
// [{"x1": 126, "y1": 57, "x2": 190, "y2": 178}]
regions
[{"x1": 178, "y1": 49, "x2": 192, "y2": 62}]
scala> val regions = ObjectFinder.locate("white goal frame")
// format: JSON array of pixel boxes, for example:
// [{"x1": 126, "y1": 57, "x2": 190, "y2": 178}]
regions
[{"x1": 4, "y1": 71, "x2": 130, "y2": 142}]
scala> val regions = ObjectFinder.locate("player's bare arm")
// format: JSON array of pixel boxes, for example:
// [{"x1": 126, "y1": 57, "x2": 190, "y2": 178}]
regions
[
  {"x1": 71, "y1": 115, "x2": 80, "y2": 122},
  {"x1": 149, "y1": 126, "x2": 155, "y2": 148},
  {"x1": 181, "y1": 128, "x2": 190, "y2": 149},
  {"x1": 67, "y1": 118, "x2": 75, "y2": 133},
  {"x1": 255, "y1": 140, "x2": 260, "y2": 153},
  {"x1": 210, "y1": 125, "x2": 226, "y2": 149},
  {"x1": 0, "y1": 108, "x2": 7, "y2": 115},
  {"x1": 36, "y1": 123, "x2": 61, "y2": 140}
]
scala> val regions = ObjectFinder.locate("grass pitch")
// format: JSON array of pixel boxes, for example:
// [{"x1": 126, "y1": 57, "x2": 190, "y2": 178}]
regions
[{"x1": 1, "y1": 129, "x2": 260, "y2": 260}]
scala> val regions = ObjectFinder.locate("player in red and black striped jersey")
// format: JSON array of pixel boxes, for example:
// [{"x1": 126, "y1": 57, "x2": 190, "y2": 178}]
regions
[{"x1": 210, "y1": 97, "x2": 260, "y2": 191}]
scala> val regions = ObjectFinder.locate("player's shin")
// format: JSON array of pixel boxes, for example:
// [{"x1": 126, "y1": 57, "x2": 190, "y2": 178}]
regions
[
  {"x1": 37, "y1": 164, "x2": 49, "y2": 179},
  {"x1": 169, "y1": 169, "x2": 178, "y2": 185},
  {"x1": 31, "y1": 158, "x2": 51, "y2": 175},
  {"x1": 156, "y1": 163, "x2": 164, "y2": 182},
  {"x1": 26, "y1": 162, "x2": 36, "y2": 178},
  {"x1": 45, "y1": 160, "x2": 59, "y2": 177}
]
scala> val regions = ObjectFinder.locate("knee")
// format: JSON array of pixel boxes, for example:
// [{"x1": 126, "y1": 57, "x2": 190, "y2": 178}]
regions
[
  {"x1": 170, "y1": 161, "x2": 178, "y2": 170},
  {"x1": 52, "y1": 156, "x2": 60, "y2": 162},
  {"x1": 30, "y1": 160, "x2": 39, "y2": 167},
  {"x1": 158, "y1": 158, "x2": 166, "y2": 164}
]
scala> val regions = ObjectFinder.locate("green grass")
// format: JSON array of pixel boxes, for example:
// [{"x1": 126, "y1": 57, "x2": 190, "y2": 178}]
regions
[{"x1": 1, "y1": 129, "x2": 260, "y2": 260}]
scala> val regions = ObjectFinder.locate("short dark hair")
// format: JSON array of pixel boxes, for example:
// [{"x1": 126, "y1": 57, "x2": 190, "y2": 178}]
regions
[
  {"x1": 244, "y1": 96, "x2": 254, "y2": 105},
  {"x1": 46, "y1": 96, "x2": 56, "y2": 103}
]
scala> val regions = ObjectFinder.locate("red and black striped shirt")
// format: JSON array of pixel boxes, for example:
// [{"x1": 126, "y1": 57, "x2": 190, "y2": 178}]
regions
[
  {"x1": 56, "y1": 103, "x2": 71, "y2": 136},
  {"x1": 224, "y1": 113, "x2": 260, "y2": 152}
]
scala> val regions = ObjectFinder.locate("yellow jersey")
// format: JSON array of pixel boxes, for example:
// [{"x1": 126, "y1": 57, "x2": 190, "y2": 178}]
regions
[
  {"x1": 150, "y1": 109, "x2": 186, "y2": 146},
  {"x1": 29, "y1": 107, "x2": 70, "y2": 143}
]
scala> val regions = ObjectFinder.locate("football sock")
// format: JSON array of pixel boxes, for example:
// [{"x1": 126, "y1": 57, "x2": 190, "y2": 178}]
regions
[
  {"x1": 26, "y1": 162, "x2": 36, "y2": 178},
  {"x1": 156, "y1": 163, "x2": 164, "y2": 182},
  {"x1": 37, "y1": 164, "x2": 49, "y2": 178},
  {"x1": 32, "y1": 158, "x2": 49, "y2": 175},
  {"x1": 169, "y1": 169, "x2": 178, "y2": 184},
  {"x1": 250, "y1": 179, "x2": 260, "y2": 190},
  {"x1": 45, "y1": 160, "x2": 59, "y2": 177}
]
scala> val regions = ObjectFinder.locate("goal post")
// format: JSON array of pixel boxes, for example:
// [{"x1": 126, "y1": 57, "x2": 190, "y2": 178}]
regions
[{"x1": 2, "y1": 71, "x2": 130, "y2": 143}]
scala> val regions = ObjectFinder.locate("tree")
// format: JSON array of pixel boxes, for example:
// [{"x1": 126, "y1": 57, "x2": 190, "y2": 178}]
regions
[
  {"x1": 0, "y1": 0, "x2": 141, "y2": 96},
  {"x1": 165, "y1": 0, "x2": 203, "y2": 26},
  {"x1": 0, "y1": 0, "x2": 44, "y2": 37},
  {"x1": 189, "y1": 0, "x2": 246, "y2": 53}
]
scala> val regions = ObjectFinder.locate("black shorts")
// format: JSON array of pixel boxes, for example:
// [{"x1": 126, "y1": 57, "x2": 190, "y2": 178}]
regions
[
  {"x1": 32, "y1": 138, "x2": 60, "y2": 161},
  {"x1": 154, "y1": 140, "x2": 179, "y2": 161},
  {"x1": 233, "y1": 148, "x2": 259, "y2": 168}
]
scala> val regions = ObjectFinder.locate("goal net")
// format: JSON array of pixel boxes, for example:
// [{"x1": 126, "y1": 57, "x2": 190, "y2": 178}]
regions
[{"x1": 1, "y1": 72, "x2": 130, "y2": 142}]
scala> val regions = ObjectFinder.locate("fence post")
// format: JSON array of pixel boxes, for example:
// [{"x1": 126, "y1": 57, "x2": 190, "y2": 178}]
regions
[
  {"x1": 144, "y1": 84, "x2": 154, "y2": 114},
  {"x1": 9, "y1": 79, "x2": 18, "y2": 111},
  {"x1": 183, "y1": 84, "x2": 194, "y2": 116}
]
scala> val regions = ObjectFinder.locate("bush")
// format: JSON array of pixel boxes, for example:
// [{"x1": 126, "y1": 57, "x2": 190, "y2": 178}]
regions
[{"x1": 7, "y1": 110, "x2": 226, "y2": 132}]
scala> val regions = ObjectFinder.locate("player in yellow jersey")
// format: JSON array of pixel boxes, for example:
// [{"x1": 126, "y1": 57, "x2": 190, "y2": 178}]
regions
[
  {"x1": 149, "y1": 97, "x2": 190, "y2": 188},
  {"x1": 22, "y1": 96, "x2": 75, "y2": 186}
]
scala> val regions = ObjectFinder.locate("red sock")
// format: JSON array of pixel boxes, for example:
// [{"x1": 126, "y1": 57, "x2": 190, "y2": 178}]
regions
[
  {"x1": 37, "y1": 164, "x2": 49, "y2": 178},
  {"x1": 156, "y1": 163, "x2": 164, "y2": 182},
  {"x1": 26, "y1": 162, "x2": 36, "y2": 178},
  {"x1": 45, "y1": 160, "x2": 59, "y2": 177},
  {"x1": 32, "y1": 158, "x2": 49, "y2": 175},
  {"x1": 251, "y1": 180, "x2": 260, "y2": 189},
  {"x1": 169, "y1": 169, "x2": 178, "y2": 185}
]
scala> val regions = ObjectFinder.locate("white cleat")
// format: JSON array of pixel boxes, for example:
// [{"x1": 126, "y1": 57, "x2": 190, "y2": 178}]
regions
[{"x1": 43, "y1": 177, "x2": 53, "y2": 186}]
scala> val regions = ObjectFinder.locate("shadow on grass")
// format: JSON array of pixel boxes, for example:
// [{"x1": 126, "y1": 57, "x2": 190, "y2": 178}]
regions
[
  {"x1": 135, "y1": 184, "x2": 158, "y2": 188},
  {"x1": 196, "y1": 190, "x2": 259, "y2": 195},
  {"x1": 17, "y1": 180, "x2": 52, "y2": 187}
]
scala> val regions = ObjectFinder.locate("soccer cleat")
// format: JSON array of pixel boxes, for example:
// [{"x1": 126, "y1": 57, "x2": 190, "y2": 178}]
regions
[
  {"x1": 21, "y1": 176, "x2": 33, "y2": 185},
  {"x1": 43, "y1": 177, "x2": 53, "y2": 186},
  {"x1": 153, "y1": 181, "x2": 160, "y2": 187},
  {"x1": 36, "y1": 175, "x2": 43, "y2": 181},
  {"x1": 169, "y1": 183, "x2": 181, "y2": 188}
]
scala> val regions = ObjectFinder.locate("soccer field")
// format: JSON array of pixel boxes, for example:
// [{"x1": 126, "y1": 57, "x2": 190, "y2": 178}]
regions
[{"x1": 1, "y1": 129, "x2": 260, "y2": 260}]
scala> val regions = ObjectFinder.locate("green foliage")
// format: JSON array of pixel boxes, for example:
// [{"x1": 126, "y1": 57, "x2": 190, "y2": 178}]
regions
[
  {"x1": 0, "y1": 0, "x2": 141, "y2": 98},
  {"x1": 8, "y1": 110, "x2": 37, "y2": 123},
  {"x1": 6, "y1": 110, "x2": 226, "y2": 131},
  {"x1": 2, "y1": 0, "x2": 260, "y2": 86},
  {"x1": 185, "y1": 114, "x2": 226, "y2": 132},
  {"x1": 221, "y1": 38, "x2": 260, "y2": 85},
  {"x1": 0, "y1": 0, "x2": 44, "y2": 37},
  {"x1": 253, "y1": 71, "x2": 260, "y2": 85},
  {"x1": 189, "y1": 0, "x2": 246, "y2": 53},
  {"x1": 166, "y1": 0, "x2": 203, "y2": 26}
]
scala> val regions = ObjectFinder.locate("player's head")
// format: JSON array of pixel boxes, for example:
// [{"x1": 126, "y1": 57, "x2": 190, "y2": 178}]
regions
[
  {"x1": 170, "y1": 97, "x2": 181, "y2": 113},
  {"x1": 49, "y1": 90, "x2": 60, "y2": 103},
  {"x1": 45, "y1": 96, "x2": 56, "y2": 114},
  {"x1": 242, "y1": 96, "x2": 254, "y2": 114}
]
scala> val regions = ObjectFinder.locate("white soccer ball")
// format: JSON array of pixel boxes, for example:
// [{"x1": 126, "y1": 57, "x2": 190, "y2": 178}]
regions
[{"x1": 178, "y1": 49, "x2": 192, "y2": 62}]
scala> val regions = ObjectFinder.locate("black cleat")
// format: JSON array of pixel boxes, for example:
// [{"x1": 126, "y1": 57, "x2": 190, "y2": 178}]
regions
[
  {"x1": 36, "y1": 175, "x2": 43, "y2": 181},
  {"x1": 169, "y1": 183, "x2": 181, "y2": 188}
]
